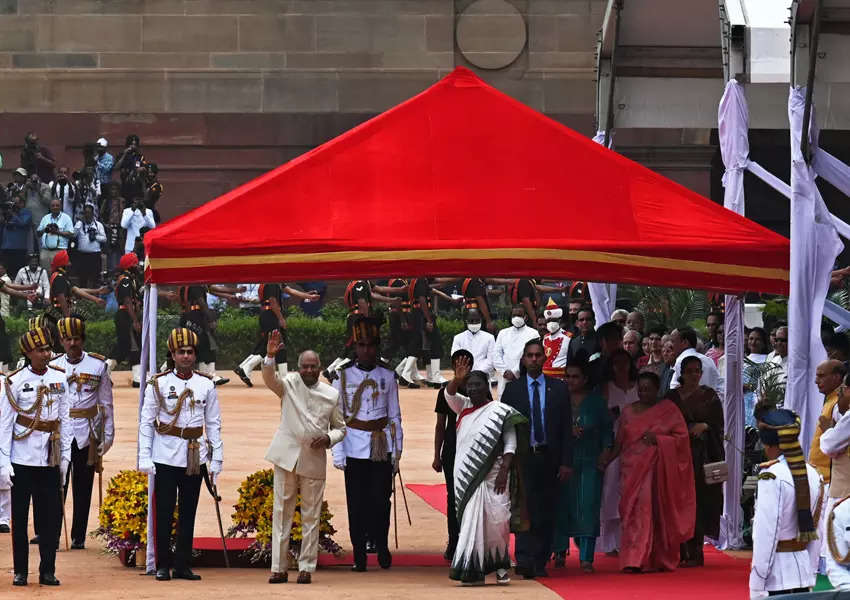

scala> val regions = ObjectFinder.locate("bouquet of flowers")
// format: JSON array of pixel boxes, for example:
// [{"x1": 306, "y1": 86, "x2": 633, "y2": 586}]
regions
[
  {"x1": 93, "y1": 469, "x2": 177, "y2": 564},
  {"x1": 228, "y1": 468, "x2": 343, "y2": 564}
]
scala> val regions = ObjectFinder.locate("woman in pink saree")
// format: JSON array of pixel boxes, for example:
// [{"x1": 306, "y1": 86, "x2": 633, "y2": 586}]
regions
[{"x1": 608, "y1": 371, "x2": 695, "y2": 572}]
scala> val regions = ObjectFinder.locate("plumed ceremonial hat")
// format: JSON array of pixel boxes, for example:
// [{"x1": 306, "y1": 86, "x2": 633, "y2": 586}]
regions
[
  {"x1": 167, "y1": 327, "x2": 198, "y2": 353},
  {"x1": 755, "y1": 407, "x2": 818, "y2": 543},
  {"x1": 543, "y1": 297, "x2": 563, "y2": 320},
  {"x1": 351, "y1": 316, "x2": 380, "y2": 343},
  {"x1": 27, "y1": 314, "x2": 47, "y2": 330},
  {"x1": 51, "y1": 250, "x2": 70, "y2": 271},
  {"x1": 119, "y1": 253, "x2": 139, "y2": 270},
  {"x1": 57, "y1": 316, "x2": 85, "y2": 340},
  {"x1": 19, "y1": 326, "x2": 52, "y2": 354}
]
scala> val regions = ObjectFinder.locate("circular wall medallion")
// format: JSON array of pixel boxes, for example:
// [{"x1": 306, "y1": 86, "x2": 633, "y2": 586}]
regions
[{"x1": 456, "y1": 0, "x2": 527, "y2": 70}]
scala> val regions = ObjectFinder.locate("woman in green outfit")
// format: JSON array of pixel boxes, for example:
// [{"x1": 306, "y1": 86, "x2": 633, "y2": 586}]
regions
[{"x1": 553, "y1": 352, "x2": 614, "y2": 572}]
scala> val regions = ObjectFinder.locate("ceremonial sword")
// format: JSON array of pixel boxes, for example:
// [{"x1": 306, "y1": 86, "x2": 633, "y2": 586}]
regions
[{"x1": 202, "y1": 465, "x2": 230, "y2": 568}]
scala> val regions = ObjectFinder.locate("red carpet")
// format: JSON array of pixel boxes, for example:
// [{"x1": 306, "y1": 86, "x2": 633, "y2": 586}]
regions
[{"x1": 406, "y1": 483, "x2": 750, "y2": 599}]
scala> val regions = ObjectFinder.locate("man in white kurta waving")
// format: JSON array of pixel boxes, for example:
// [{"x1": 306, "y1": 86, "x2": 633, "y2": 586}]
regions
[{"x1": 263, "y1": 330, "x2": 346, "y2": 585}]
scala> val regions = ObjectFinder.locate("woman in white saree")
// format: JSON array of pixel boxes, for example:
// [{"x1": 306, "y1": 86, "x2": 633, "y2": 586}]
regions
[{"x1": 445, "y1": 356, "x2": 528, "y2": 586}]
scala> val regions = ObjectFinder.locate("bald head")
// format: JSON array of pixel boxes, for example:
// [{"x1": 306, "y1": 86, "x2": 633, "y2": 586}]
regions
[
  {"x1": 297, "y1": 350, "x2": 321, "y2": 387},
  {"x1": 816, "y1": 359, "x2": 846, "y2": 396}
]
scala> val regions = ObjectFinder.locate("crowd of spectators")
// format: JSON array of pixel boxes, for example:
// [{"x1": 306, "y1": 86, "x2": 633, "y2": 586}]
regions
[{"x1": 0, "y1": 131, "x2": 163, "y2": 315}]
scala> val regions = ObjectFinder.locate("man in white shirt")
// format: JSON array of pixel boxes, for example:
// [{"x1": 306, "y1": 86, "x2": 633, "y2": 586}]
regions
[
  {"x1": 0, "y1": 265, "x2": 10, "y2": 319},
  {"x1": 450, "y1": 308, "x2": 495, "y2": 378},
  {"x1": 73, "y1": 204, "x2": 107, "y2": 288},
  {"x1": 669, "y1": 326, "x2": 721, "y2": 392},
  {"x1": 48, "y1": 166, "x2": 77, "y2": 220},
  {"x1": 768, "y1": 326, "x2": 789, "y2": 382},
  {"x1": 120, "y1": 198, "x2": 156, "y2": 255},
  {"x1": 14, "y1": 253, "x2": 49, "y2": 310},
  {"x1": 494, "y1": 304, "x2": 540, "y2": 398},
  {"x1": 36, "y1": 199, "x2": 74, "y2": 270}
]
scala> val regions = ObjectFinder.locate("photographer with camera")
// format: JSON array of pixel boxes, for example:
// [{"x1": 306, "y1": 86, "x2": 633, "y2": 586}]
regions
[
  {"x1": 73, "y1": 168, "x2": 100, "y2": 222},
  {"x1": 73, "y1": 204, "x2": 106, "y2": 289},
  {"x1": 116, "y1": 134, "x2": 146, "y2": 201},
  {"x1": 14, "y1": 253, "x2": 48, "y2": 311},
  {"x1": 100, "y1": 182, "x2": 125, "y2": 273},
  {"x1": 120, "y1": 195, "x2": 155, "y2": 256},
  {"x1": 36, "y1": 199, "x2": 74, "y2": 270},
  {"x1": 20, "y1": 131, "x2": 55, "y2": 183},
  {"x1": 49, "y1": 166, "x2": 77, "y2": 220},
  {"x1": 94, "y1": 137, "x2": 114, "y2": 187},
  {"x1": 0, "y1": 193, "x2": 33, "y2": 278}
]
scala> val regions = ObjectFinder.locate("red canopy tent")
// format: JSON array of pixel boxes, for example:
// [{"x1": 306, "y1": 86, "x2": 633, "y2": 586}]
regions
[{"x1": 144, "y1": 66, "x2": 789, "y2": 295}]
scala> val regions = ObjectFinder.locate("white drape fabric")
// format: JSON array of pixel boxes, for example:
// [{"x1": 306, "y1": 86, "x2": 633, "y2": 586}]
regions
[
  {"x1": 813, "y1": 148, "x2": 850, "y2": 198},
  {"x1": 716, "y1": 80, "x2": 747, "y2": 550},
  {"x1": 786, "y1": 87, "x2": 843, "y2": 455},
  {"x1": 141, "y1": 285, "x2": 158, "y2": 573},
  {"x1": 589, "y1": 131, "x2": 618, "y2": 328}
]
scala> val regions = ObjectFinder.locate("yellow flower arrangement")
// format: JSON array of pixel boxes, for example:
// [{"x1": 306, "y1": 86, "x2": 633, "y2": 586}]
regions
[
  {"x1": 93, "y1": 469, "x2": 177, "y2": 558},
  {"x1": 228, "y1": 468, "x2": 342, "y2": 564}
]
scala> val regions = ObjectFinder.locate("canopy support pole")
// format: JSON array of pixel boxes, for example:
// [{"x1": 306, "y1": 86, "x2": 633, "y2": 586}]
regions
[{"x1": 139, "y1": 284, "x2": 158, "y2": 574}]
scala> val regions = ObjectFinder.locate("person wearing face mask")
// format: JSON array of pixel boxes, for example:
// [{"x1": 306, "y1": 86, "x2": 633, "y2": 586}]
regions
[
  {"x1": 493, "y1": 305, "x2": 540, "y2": 399},
  {"x1": 450, "y1": 308, "x2": 495, "y2": 380},
  {"x1": 542, "y1": 299, "x2": 571, "y2": 380}
]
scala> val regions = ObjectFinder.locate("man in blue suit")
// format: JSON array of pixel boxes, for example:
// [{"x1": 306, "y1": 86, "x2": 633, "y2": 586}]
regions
[{"x1": 500, "y1": 338, "x2": 574, "y2": 578}]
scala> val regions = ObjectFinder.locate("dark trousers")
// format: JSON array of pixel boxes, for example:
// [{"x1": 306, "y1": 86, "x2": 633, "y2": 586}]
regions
[
  {"x1": 344, "y1": 457, "x2": 392, "y2": 562},
  {"x1": 769, "y1": 589, "x2": 809, "y2": 596},
  {"x1": 153, "y1": 463, "x2": 202, "y2": 571},
  {"x1": 62, "y1": 439, "x2": 96, "y2": 545},
  {"x1": 72, "y1": 251, "x2": 101, "y2": 289},
  {"x1": 515, "y1": 452, "x2": 557, "y2": 572},
  {"x1": 251, "y1": 312, "x2": 287, "y2": 364},
  {"x1": 2, "y1": 249, "x2": 28, "y2": 280},
  {"x1": 112, "y1": 308, "x2": 140, "y2": 364},
  {"x1": 11, "y1": 463, "x2": 60, "y2": 576},
  {"x1": 442, "y1": 452, "x2": 459, "y2": 549},
  {"x1": 680, "y1": 512, "x2": 704, "y2": 563}
]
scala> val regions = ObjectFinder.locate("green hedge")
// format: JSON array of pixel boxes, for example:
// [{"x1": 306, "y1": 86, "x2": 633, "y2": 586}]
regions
[{"x1": 6, "y1": 312, "x2": 474, "y2": 369}]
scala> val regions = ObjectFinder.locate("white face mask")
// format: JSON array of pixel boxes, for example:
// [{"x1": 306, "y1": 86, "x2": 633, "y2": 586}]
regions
[
  {"x1": 546, "y1": 321, "x2": 561, "y2": 334},
  {"x1": 511, "y1": 316, "x2": 526, "y2": 329},
  {"x1": 467, "y1": 323, "x2": 482, "y2": 333}
]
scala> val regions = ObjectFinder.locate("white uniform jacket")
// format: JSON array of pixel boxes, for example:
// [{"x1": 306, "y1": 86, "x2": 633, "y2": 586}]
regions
[
  {"x1": 49, "y1": 352, "x2": 114, "y2": 452},
  {"x1": 0, "y1": 365, "x2": 72, "y2": 468},
  {"x1": 749, "y1": 456, "x2": 824, "y2": 598},
  {"x1": 139, "y1": 370, "x2": 222, "y2": 468},
  {"x1": 331, "y1": 363, "x2": 402, "y2": 464}
]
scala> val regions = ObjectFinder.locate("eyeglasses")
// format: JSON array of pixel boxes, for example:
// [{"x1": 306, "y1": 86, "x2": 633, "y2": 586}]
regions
[{"x1": 775, "y1": 338, "x2": 787, "y2": 342}]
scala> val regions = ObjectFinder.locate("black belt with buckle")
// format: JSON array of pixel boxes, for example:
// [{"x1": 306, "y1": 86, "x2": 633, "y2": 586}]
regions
[{"x1": 530, "y1": 444, "x2": 548, "y2": 455}]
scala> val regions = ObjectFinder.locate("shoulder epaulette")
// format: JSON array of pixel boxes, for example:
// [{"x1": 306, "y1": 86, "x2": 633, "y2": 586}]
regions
[
  {"x1": 377, "y1": 358, "x2": 392, "y2": 370},
  {"x1": 337, "y1": 359, "x2": 354, "y2": 371},
  {"x1": 193, "y1": 370, "x2": 213, "y2": 380},
  {"x1": 49, "y1": 365, "x2": 65, "y2": 373},
  {"x1": 88, "y1": 352, "x2": 106, "y2": 362},
  {"x1": 759, "y1": 459, "x2": 780, "y2": 470},
  {"x1": 758, "y1": 472, "x2": 777, "y2": 481},
  {"x1": 49, "y1": 354, "x2": 65, "y2": 363},
  {"x1": 5, "y1": 366, "x2": 23, "y2": 381}
]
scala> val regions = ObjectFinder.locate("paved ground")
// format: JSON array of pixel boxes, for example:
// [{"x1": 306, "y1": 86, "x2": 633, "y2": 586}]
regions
[{"x1": 0, "y1": 369, "x2": 558, "y2": 598}]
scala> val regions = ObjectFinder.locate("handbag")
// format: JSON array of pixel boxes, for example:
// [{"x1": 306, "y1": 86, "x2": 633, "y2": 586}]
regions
[{"x1": 704, "y1": 461, "x2": 728, "y2": 485}]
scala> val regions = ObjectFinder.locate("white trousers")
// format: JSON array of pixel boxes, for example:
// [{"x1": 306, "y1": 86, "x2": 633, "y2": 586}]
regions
[
  {"x1": 272, "y1": 465, "x2": 326, "y2": 573},
  {"x1": 0, "y1": 488, "x2": 9, "y2": 525}
]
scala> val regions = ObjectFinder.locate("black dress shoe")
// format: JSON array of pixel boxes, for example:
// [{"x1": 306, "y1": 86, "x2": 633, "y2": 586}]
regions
[
  {"x1": 234, "y1": 367, "x2": 253, "y2": 387},
  {"x1": 12, "y1": 573, "x2": 27, "y2": 586},
  {"x1": 443, "y1": 542, "x2": 456, "y2": 561},
  {"x1": 155, "y1": 568, "x2": 171, "y2": 581},
  {"x1": 71, "y1": 540, "x2": 85, "y2": 549},
  {"x1": 172, "y1": 568, "x2": 201, "y2": 581},
  {"x1": 132, "y1": 381, "x2": 141, "y2": 388},
  {"x1": 377, "y1": 548, "x2": 392, "y2": 569},
  {"x1": 30, "y1": 534, "x2": 40, "y2": 545},
  {"x1": 39, "y1": 574, "x2": 60, "y2": 586},
  {"x1": 214, "y1": 377, "x2": 229, "y2": 386},
  {"x1": 0, "y1": 523, "x2": 10, "y2": 533},
  {"x1": 351, "y1": 562, "x2": 367, "y2": 572}
]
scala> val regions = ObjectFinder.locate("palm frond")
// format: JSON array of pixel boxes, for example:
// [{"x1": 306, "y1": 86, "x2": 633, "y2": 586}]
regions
[{"x1": 744, "y1": 358, "x2": 786, "y2": 410}]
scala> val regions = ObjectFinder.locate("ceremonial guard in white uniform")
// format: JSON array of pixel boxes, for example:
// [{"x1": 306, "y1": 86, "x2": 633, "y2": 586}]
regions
[
  {"x1": 750, "y1": 407, "x2": 824, "y2": 598},
  {"x1": 0, "y1": 326, "x2": 71, "y2": 586},
  {"x1": 541, "y1": 298, "x2": 570, "y2": 379},
  {"x1": 139, "y1": 327, "x2": 222, "y2": 582},
  {"x1": 825, "y1": 494, "x2": 850, "y2": 589},
  {"x1": 50, "y1": 316, "x2": 114, "y2": 549},
  {"x1": 331, "y1": 317, "x2": 403, "y2": 572}
]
